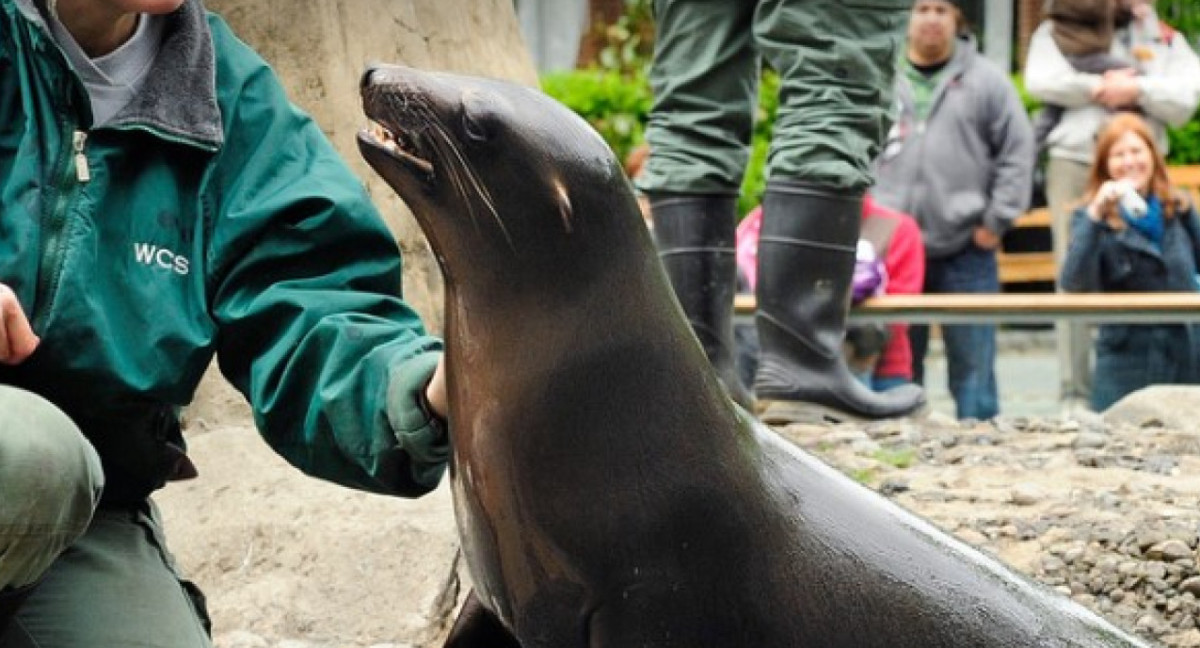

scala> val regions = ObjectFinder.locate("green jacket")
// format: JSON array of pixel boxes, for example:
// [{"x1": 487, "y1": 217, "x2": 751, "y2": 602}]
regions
[{"x1": 0, "y1": 0, "x2": 448, "y2": 504}]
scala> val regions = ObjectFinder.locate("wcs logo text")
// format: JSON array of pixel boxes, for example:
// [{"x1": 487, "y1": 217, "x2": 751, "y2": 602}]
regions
[{"x1": 133, "y1": 242, "x2": 190, "y2": 276}]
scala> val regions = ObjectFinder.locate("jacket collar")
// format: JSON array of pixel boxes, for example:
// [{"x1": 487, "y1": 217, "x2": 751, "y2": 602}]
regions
[{"x1": 12, "y1": 0, "x2": 223, "y2": 150}]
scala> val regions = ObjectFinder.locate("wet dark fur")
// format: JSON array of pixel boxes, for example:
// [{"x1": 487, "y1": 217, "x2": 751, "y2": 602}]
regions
[{"x1": 357, "y1": 64, "x2": 1151, "y2": 648}]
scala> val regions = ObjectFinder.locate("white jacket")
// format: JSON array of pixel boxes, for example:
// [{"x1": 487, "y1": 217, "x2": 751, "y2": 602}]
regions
[{"x1": 1024, "y1": 13, "x2": 1200, "y2": 163}]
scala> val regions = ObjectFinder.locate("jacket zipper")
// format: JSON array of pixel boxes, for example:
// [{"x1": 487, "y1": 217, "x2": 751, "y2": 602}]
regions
[
  {"x1": 902, "y1": 65, "x2": 956, "y2": 225},
  {"x1": 73, "y1": 130, "x2": 91, "y2": 182},
  {"x1": 33, "y1": 127, "x2": 89, "y2": 329}
]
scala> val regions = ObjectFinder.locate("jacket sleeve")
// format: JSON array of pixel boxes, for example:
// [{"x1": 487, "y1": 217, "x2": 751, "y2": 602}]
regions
[
  {"x1": 1059, "y1": 208, "x2": 1107, "y2": 292},
  {"x1": 881, "y1": 214, "x2": 924, "y2": 374},
  {"x1": 883, "y1": 215, "x2": 925, "y2": 297},
  {"x1": 1023, "y1": 22, "x2": 1102, "y2": 109},
  {"x1": 1137, "y1": 31, "x2": 1200, "y2": 128},
  {"x1": 205, "y1": 57, "x2": 447, "y2": 498},
  {"x1": 982, "y1": 71, "x2": 1036, "y2": 235}
]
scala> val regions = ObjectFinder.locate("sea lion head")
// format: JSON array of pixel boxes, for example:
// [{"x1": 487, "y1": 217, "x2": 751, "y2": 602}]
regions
[{"x1": 357, "y1": 64, "x2": 646, "y2": 289}]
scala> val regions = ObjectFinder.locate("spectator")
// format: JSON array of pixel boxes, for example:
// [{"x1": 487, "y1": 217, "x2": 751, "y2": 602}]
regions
[
  {"x1": 639, "y1": 0, "x2": 924, "y2": 422},
  {"x1": 1024, "y1": 0, "x2": 1200, "y2": 413},
  {"x1": 856, "y1": 197, "x2": 926, "y2": 392},
  {"x1": 1031, "y1": 0, "x2": 1139, "y2": 149},
  {"x1": 736, "y1": 196, "x2": 924, "y2": 393},
  {"x1": 872, "y1": 0, "x2": 1034, "y2": 420},
  {"x1": 0, "y1": 0, "x2": 448, "y2": 643},
  {"x1": 1059, "y1": 113, "x2": 1200, "y2": 411}
]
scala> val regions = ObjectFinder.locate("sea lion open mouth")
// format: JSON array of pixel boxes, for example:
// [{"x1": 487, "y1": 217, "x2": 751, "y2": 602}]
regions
[
  {"x1": 358, "y1": 64, "x2": 446, "y2": 186},
  {"x1": 360, "y1": 118, "x2": 434, "y2": 179},
  {"x1": 357, "y1": 64, "x2": 521, "y2": 235}
]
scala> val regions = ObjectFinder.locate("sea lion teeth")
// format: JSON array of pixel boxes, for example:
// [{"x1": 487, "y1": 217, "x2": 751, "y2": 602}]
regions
[
  {"x1": 361, "y1": 118, "x2": 433, "y2": 177},
  {"x1": 366, "y1": 120, "x2": 396, "y2": 145}
]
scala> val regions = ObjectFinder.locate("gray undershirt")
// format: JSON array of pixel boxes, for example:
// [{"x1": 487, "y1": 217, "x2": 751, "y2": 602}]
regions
[{"x1": 49, "y1": 13, "x2": 164, "y2": 127}]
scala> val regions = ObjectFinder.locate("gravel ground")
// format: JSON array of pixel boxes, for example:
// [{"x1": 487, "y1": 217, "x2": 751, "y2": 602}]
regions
[{"x1": 773, "y1": 396, "x2": 1200, "y2": 648}]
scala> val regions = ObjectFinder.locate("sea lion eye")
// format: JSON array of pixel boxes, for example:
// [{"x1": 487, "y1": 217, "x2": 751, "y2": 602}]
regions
[{"x1": 462, "y1": 92, "x2": 499, "y2": 143}]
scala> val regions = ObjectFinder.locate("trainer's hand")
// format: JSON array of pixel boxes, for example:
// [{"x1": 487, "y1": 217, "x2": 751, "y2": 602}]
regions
[
  {"x1": 424, "y1": 353, "x2": 447, "y2": 419},
  {"x1": 0, "y1": 283, "x2": 39, "y2": 365}
]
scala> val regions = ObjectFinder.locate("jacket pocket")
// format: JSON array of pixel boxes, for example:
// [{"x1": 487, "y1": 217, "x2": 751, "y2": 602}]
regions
[{"x1": 945, "y1": 191, "x2": 986, "y2": 229}]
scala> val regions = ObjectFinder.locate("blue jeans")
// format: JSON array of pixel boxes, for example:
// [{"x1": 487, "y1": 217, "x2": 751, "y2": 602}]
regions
[{"x1": 910, "y1": 246, "x2": 1000, "y2": 420}]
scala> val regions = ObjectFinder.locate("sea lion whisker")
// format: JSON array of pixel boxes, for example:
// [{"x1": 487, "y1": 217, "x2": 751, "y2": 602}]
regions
[
  {"x1": 427, "y1": 119, "x2": 512, "y2": 247},
  {"x1": 423, "y1": 122, "x2": 473, "y2": 216},
  {"x1": 429, "y1": 126, "x2": 499, "y2": 243}
]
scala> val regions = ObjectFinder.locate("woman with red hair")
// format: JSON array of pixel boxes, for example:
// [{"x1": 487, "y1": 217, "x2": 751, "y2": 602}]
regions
[{"x1": 1060, "y1": 112, "x2": 1200, "y2": 410}]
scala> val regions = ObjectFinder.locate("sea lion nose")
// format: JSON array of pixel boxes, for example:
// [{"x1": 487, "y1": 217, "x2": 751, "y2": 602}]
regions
[{"x1": 361, "y1": 64, "x2": 384, "y2": 92}]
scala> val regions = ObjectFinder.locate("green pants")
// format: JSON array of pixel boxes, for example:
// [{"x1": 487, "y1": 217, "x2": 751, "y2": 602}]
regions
[
  {"x1": 0, "y1": 385, "x2": 211, "y2": 647},
  {"x1": 640, "y1": 0, "x2": 911, "y2": 195}
]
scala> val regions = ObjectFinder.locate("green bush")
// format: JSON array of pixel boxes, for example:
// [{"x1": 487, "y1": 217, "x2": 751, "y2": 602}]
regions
[
  {"x1": 541, "y1": 67, "x2": 779, "y2": 217},
  {"x1": 739, "y1": 70, "x2": 778, "y2": 217},
  {"x1": 1167, "y1": 120, "x2": 1200, "y2": 165},
  {"x1": 1011, "y1": 73, "x2": 1041, "y2": 118},
  {"x1": 539, "y1": 68, "x2": 653, "y2": 169},
  {"x1": 1158, "y1": 0, "x2": 1200, "y2": 46}
]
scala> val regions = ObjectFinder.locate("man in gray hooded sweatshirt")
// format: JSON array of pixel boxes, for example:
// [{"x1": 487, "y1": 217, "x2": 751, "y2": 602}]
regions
[{"x1": 872, "y1": 0, "x2": 1034, "y2": 420}]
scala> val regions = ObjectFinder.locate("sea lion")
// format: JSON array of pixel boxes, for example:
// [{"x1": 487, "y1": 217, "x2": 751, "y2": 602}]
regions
[{"x1": 356, "y1": 64, "x2": 1151, "y2": 647}]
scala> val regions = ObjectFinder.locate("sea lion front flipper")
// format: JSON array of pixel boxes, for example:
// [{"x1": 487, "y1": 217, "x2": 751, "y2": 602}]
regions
[{"x1": 442, "y1": 590, "x2": 522, "y2": 648}]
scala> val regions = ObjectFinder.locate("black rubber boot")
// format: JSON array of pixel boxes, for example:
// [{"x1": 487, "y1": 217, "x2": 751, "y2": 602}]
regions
[
  {"x1": 0, "y1": 582, "x2": 35, "y2": 636},
  {"x1": 753, "y1": 181, "x2": 925, "y2": 422},
  {"x1": 651, "y1": 194, "x2": 755, "y2": 411}
]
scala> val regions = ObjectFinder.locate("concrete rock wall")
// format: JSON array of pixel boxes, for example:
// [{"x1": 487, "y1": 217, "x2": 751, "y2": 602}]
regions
[
  {"x1": 208, "y1": 0, "x2": 537, "y2": 328},
  {"x1": 188, "y1": 0, "x2": 537, "y2": 423}
]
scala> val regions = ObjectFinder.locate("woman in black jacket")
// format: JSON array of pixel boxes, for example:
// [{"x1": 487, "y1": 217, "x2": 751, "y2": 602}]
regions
[{"x1": 1060, "y1": 113, "x2": 1200, "y2": 410}]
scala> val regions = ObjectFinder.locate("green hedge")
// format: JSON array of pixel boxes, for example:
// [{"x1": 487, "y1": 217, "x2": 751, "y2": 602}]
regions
[
  {"x1": 542, "y1": 67, "x2": 1200, "y2": 218},
  {"x1": 1159, "y1": 0, "x2": 1200, "y2": 46},
  {"x1": 539, "y1": 68, "x2": 653, "y2": 174},
  {"x1": 540, "y1": 67, "x2": 778, "y2": 217}
]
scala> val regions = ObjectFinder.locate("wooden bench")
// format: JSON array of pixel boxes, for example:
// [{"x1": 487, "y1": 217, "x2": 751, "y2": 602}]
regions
[
  {"x1": 997, "y1": 207, "x2": 1053, "y2": 285},
  {"x1": 733, "y1": 292, "x2": 1200, "y2": 324},
  {"x1": 997, "y1": 165, "x2": 1200, "y2": 286}
]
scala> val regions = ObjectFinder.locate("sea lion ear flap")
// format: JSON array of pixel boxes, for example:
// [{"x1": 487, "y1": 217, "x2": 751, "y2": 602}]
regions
[{"x1": 554, "y1": 182, "x2": 574, "y2": 232}]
